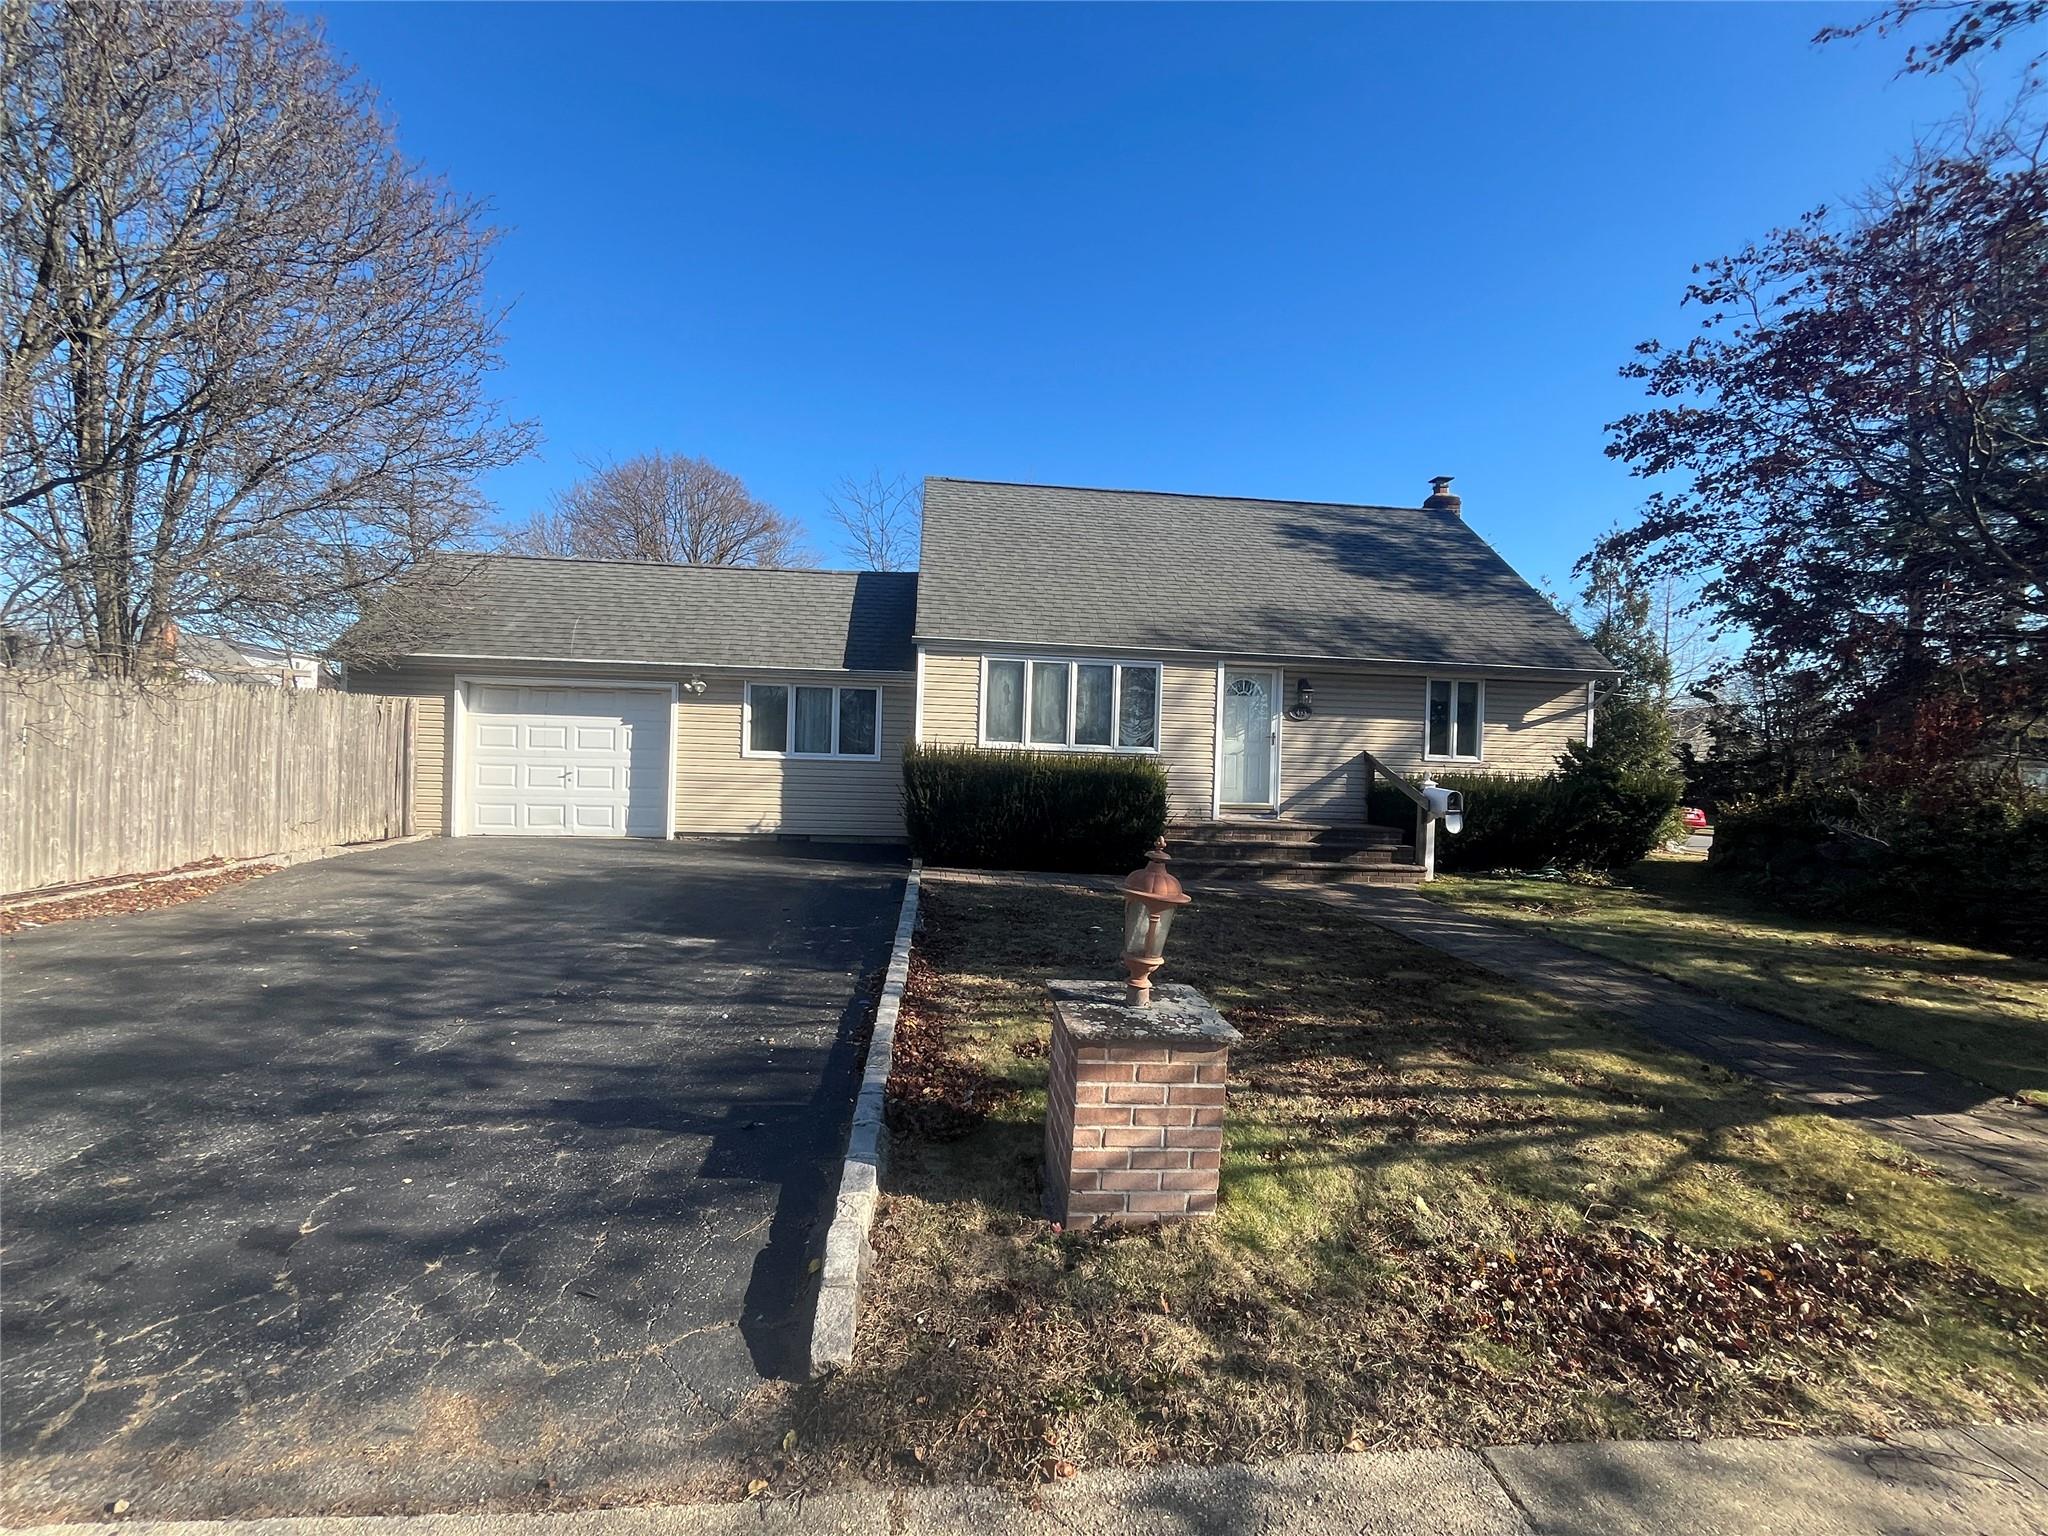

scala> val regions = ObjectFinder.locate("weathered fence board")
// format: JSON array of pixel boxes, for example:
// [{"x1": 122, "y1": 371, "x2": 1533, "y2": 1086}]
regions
[{"x1": 1, "y1": 679, "x2": 415, "y2": 896}]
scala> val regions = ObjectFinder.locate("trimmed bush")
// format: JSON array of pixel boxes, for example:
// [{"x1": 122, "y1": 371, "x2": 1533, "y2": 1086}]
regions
[
  {"x1": 1711, "y1": 785, "x2": 2048, "y2": 957},
  {"x1": 902, "y1": 743, "x2": 1168, "y2": 872},
  {"x1": 1372, "y1": 760, "x2": 1681, "y2": 874}
]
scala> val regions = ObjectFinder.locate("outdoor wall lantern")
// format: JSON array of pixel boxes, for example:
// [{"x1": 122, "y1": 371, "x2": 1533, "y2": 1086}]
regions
[
  {"x1": 1286, "y1": 677, "x2": 1315, "y2": 720},
  {"x1": 1119, "y1": 838, "x2": 1192, "y2": 1006}
]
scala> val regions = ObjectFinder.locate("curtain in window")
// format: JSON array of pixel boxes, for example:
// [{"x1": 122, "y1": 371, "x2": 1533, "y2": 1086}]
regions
[
  {"x1": 1029, "y1": 661, "x2": 1069, "y2": 745},
  {"x1": 1117, "y1": 665, "x2": 1157, "y2": 749},
  {"x1": 750, "y1": 685, "x2": 789, "y2": 753},
  {"x1": 1427, "y1": 680, "x2": 1452, "y2": 757},
  {"x1": 1074, "y1": 664, "x2": 1114, "y2": 746},
  {"x1": 984, "y1": 660, "x2": 1024, "y2": 743},
  {"x1": 794, "y1": 686, "x2": 835, "y2": 754},
  {"x1": 838, "y1": 688, "x2": 878, "y2": 756}
]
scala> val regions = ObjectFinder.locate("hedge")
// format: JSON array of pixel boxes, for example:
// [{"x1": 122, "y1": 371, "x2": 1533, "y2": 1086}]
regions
[
  {"x1": 901, "y1": 743, "x2": 1169, "y2": 872},
  {"x1": 1370, "y1": 761, "x2": 1682, "y2": 873},
  {"x1": 1710, "y1": 785, "x2": 2048, "y2": 958}
]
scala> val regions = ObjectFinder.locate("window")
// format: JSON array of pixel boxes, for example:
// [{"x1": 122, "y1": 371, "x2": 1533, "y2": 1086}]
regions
[
  {"x1": 744, "y1": 683, "x2": 882, "y2": 759},
  {"x1": 981, "y1": 657, "x2": 1160, "y2": 751},
  {"x1": 1425, "y1": 677, "x2": 1483, "y2": 761}
]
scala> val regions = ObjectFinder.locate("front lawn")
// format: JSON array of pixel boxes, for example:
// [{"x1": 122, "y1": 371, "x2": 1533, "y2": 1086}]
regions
[
  {"x1": 796, "y1": 877, "x2": 2048, "y2": 1487},
  {"x1": 1421, "y1": 855, "x2": 2048, "y2": 1108}
]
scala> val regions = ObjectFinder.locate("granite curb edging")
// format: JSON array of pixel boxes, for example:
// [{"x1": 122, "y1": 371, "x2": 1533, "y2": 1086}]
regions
[{"x1": 807, "y1": 859, "x2": 922, "y2": 1377}]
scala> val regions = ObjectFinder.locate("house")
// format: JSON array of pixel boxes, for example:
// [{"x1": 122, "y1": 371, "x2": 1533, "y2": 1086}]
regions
[
  {"x1": 348, "y1": 477, "x2": 1612, "y2": 845},
  {"x1": 167, "y1": 626, "x2": 326, "y2": 690}
]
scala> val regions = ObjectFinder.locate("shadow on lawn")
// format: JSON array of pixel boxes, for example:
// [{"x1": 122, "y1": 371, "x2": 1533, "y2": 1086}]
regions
[{"x1": 0, "y1": 838, "x2": 905, "y2": 1518}]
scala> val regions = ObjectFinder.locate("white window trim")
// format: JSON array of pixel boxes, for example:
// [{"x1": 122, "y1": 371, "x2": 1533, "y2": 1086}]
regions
[
  {"x1": 741, "y1": 681, "x2": 883, "y2": 761},
  {"x1": 975, "y1": 654, "x2": 1161, "y2": 753},
  {"x1": 450, "y1": 673, "x2": 679, "y2": 840},
  {"x1": 1422, "y1": 676, "x2": 1486, "y2": 763}
]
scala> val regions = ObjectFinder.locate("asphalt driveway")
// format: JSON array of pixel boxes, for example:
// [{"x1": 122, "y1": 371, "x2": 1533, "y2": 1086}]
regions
[{"x1": 0, "y1": 839, "x2": 906, "y2": 1520}]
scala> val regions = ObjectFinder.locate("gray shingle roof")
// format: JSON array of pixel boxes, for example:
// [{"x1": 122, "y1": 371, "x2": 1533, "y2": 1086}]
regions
[
  {"x1": 400, "y1": 556, "x2": 918, "y2": 673},
  {"x1": 915, "y1": 479, "x2": 1612, "y2": 673}
]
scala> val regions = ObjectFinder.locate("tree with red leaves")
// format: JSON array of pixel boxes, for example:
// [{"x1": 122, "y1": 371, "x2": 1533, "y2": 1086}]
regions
[{"x1": 1598, "y1": 102, "x2": 2048, "y2": 779}]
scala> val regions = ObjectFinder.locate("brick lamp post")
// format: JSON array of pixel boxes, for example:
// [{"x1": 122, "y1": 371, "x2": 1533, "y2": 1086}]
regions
[{"x1": 1043, "y1": 840, "x2": 1240, "y2": 1227}]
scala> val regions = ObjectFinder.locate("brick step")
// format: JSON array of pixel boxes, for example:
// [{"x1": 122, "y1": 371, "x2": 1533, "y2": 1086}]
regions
[
  {"x1": 1174, "y1": 857, "x2": 1425, "y2": 886},
  {"x1": 1172, "y1": 839, "x2": 1408, "y2": 865},
  {"x1": 1169, "y1": 820, "x2": 1404, "y2": 849}
]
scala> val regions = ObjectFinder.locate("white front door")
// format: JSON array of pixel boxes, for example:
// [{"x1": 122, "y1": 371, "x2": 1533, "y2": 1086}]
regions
[
  {"x1": 1219, "y1": 668, "x2": 1279, "y2": 809},
  {"x1": 464, "y1": 682, "x2": 671, "y2": 837}
]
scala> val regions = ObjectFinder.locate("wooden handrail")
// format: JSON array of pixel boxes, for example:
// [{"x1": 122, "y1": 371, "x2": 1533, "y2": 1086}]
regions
[{"x1": 1361, "y1": 751, "x2": 1435, "y2": 881}]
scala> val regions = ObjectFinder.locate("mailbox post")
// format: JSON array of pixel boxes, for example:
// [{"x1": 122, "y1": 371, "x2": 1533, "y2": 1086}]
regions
[{"x1": 1416, "y1": 778, "x2": 1465, "y2": 880}]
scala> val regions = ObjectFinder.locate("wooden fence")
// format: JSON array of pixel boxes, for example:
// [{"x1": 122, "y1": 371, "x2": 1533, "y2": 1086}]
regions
[{"x1": 1, "y1": 678, "x2": 415, "y2": 897}]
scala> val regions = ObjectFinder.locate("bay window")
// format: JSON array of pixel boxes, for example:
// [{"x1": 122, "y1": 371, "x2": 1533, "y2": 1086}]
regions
[
  {"x1": 745, "y1": 683, "x2": 882, "y2": 759},
  {"x1": 982, "y1": 657, "x2": 1159, "y2": 751}
]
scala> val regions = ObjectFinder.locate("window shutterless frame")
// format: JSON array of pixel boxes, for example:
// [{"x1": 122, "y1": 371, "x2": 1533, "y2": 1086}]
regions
[
  {"x1": 1421, "y1": 676, "x2": 1486, "y2": 763},
  {"x1": 975, "y1": 655, "x2": 1161, "y2": 753},
  {"x1": 741, "y1": 682, "x2": 883, "y2": 760}
]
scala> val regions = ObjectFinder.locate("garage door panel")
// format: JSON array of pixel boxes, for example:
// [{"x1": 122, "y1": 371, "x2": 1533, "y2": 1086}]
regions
[{"x1": 463, "y1": 681, "x2": 669, "y2": 839}]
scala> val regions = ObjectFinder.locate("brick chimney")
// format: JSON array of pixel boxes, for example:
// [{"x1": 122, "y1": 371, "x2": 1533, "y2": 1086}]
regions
[{"x1": 1423, "y1": 476, "x2": 1461, "y2": 515}]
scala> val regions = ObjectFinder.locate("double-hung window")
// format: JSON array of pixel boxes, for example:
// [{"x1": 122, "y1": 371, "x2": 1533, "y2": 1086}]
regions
[
  {"x1": 1425, "y1": 677, "x2": 1483, "y2": 761},
  {"x1": 745, "y1": 683, "x2": 881, "y2": 759},
  {"x1": 982, "y1": 657, "x2": 1159, "y2": 751}
]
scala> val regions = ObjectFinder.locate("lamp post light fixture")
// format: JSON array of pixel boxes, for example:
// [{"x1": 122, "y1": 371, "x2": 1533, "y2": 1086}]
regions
[{"x1": 1119, "y1": 838, "x2": 1191, "y2": 1006}]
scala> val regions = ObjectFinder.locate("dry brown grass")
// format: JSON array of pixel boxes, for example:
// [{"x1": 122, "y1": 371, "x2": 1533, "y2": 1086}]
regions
[{"x1": 792, "y1": 877, "x2": 2048, "y2": 1490}]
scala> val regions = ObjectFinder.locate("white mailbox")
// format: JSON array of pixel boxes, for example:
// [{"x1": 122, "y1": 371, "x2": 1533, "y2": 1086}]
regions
[{"x1": 1420, "y1": 780, "x2": 1465, "y2": 836}]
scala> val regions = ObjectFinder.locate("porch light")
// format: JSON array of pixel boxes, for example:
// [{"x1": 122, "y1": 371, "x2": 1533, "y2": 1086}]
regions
[
  {"x1": 1287, "y1": 676, "x2": 1315, "y2": 720},
  {"x1": 1119, "y1": 838, "x2": 1191, "y2": 1006}
]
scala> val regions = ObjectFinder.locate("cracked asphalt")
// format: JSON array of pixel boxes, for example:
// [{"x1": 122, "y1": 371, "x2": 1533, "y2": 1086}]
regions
[{"x1": 0, "y1": 839, "x2": 906, "y2": 1521}]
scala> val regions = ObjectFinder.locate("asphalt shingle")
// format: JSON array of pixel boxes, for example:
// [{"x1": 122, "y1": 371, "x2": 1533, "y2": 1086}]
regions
[
  {"x1": 398, "y1": 556, "x2": 918, "y2": 672},
  {"x1": 914, "y1": 478, "x2": 1612, "y2": 673}
]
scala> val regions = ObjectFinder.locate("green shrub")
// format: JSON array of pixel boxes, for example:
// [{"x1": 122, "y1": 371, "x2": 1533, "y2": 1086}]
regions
[
  {"x1": 901, "y1": 743, "x2": 1169, "y2": 872},
  {"x1": 1385, "y1": 758, "x2": 1681, "y2": 874},
  {"x1": 1712, "y1": 784, "x2": 2048, "y2": 957}
]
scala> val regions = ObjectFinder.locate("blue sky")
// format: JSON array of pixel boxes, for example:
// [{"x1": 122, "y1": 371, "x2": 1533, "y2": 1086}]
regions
[{"x1": 302, "y1": 2, "x2": 2012, "y2": 592}]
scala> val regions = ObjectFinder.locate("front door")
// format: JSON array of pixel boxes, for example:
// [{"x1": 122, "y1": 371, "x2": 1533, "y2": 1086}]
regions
[{"x1": 1219, "y1": 668, "x2": 1279, "y2": 809}]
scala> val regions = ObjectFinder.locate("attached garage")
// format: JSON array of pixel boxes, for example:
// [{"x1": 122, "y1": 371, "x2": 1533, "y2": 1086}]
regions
[{"x1": 457, "y1": 679, "x2": 675, "y2": 838}]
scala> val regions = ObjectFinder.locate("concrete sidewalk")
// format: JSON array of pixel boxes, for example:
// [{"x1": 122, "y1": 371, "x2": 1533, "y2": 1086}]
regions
[{"x1": 15, "y1": 1425, "x2": 2042, "y2": 1535}]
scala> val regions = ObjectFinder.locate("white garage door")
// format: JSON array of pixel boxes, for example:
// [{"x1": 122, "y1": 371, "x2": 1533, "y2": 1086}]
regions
[{"x1": 463, "y1": 682, "x2": 671, "y2": 837}]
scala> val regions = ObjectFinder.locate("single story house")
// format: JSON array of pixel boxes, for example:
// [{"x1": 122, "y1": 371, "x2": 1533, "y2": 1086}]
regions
[{"x1": 349, "y1": 477, "x2": 1612, "y2": 841}]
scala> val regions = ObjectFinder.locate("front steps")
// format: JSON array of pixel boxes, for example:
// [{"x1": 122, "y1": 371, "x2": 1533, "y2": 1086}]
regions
[{"x1": 1165, "y1": 819, "x2": 1426, "y2": 887}]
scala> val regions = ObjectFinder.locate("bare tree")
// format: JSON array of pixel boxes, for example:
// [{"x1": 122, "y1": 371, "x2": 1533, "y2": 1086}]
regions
[
  {"x1": 509, "y1": 452, "x2": 810, "y2": 567},
  {"x1": 823, "y1": 470, "x2": 921, "y2": 571},
  {"x1": 0, "y1": 0, "x2": 534, "y2": 677}
]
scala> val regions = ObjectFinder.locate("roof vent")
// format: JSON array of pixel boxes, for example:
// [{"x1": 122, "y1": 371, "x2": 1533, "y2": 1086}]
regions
[{"x1": 1423, "y1": 476, "x2": 1462, "y2": 516}]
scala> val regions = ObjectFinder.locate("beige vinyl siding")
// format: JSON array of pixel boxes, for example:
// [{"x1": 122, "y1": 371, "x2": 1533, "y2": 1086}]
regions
[
  {"x1": 348, "y1": 666, "x2": 451, "y2": 835},
  {"x1": 349, "y1": 661, "x2": 912, "y2": 840},
  {"x1": 677, "y1": 672, "x2": 909, "y2": 838},
  {"x1": 916, "y1": 644, "x2": 1216, "y2": 820},
  {"x1": 1278, "y1": 667, "x2": 1592, "y2": 822}
]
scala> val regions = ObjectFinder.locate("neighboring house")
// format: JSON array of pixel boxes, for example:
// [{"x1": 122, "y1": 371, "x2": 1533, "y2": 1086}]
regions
[
  {"x1": 168, "y1": 627, "x2": 325, "y2": 690},
  {"x1": 349, "y1": 477, "x2": 1613, "y2": 841}
]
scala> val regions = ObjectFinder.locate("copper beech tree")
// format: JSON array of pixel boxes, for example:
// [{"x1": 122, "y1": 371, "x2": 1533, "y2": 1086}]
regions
[
  {"x1": 0, "y1": 0, "x2": 533, "y2": 677},
  {"x1": 1598, "y1": 102, "x2": 2048, "y2": 770},
  {"x1": 508, "y1": 453, "x2": 810, "y2": 568}
]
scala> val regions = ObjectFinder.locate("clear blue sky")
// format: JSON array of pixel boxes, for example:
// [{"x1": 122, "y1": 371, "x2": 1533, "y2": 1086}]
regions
[{"x1": 301, "y1": 1, "x2": 2010, "y2": 591}]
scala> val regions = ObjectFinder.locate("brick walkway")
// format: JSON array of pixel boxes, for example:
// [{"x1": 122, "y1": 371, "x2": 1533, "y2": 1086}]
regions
[{"x1": 1321, "y1": 886, "x2": 2048, "y2": 1206}]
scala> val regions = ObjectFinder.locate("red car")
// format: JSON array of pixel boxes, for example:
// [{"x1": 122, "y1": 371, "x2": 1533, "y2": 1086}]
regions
[{"x1": 1682, "y1": 806, "x2": 1709, "y2": 831}]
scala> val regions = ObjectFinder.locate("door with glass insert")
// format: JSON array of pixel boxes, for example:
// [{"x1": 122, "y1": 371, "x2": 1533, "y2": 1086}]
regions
[{"x1": 1219, "y1": 668, "x2": 1278, "y2": 808}]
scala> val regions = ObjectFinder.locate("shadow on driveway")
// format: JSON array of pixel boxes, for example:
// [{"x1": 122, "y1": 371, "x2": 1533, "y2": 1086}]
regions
[{"x1": 1, "y1": 838, "x2": 904, "y2": 1520}]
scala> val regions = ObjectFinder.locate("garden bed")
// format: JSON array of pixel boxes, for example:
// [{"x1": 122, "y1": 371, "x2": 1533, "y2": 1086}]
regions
[{"x1": 793, "y1": 876, "x2": 2048, "y2": 1488}]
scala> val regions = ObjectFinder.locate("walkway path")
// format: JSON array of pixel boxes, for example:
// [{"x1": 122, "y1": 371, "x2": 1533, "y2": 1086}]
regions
[
  {"x1": 1323, "y1": 886, "x2": 2048, "y2": 1206},
  {"x1": 21, "y1": 1424, "x2": 2045, "y2": 1535}
]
